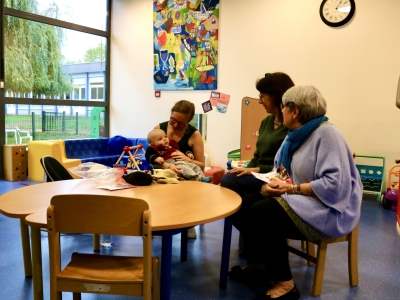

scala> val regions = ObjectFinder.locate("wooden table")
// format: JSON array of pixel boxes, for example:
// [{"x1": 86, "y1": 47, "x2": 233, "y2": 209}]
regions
[{"x1": 0, "y1": 179, "x2": 241, "y2": 300}]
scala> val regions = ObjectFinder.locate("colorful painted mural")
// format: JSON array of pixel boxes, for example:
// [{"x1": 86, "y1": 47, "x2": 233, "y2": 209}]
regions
[{"x1": 153, "y1": 0, "x2": 219, "y2": 90}]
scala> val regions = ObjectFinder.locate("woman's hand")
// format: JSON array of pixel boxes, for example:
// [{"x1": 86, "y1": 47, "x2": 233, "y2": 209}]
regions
[
  {"x1": 260, "y1": 182, "x2": 289, "y2": 197},
  {"x1": 167, "y1": 163, "x2": 181, "y2": 175},
  {"x1": 227, "y1": 167, "x2": 260, "y2": 177},
  {"x1": 171, "y1": 151, "x2": 191, "y2": 162}
]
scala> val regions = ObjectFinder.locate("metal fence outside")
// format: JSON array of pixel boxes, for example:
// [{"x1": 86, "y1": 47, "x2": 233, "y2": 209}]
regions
[{"x1": 5, "y1": 113, "x2": 103, "y2": 144}]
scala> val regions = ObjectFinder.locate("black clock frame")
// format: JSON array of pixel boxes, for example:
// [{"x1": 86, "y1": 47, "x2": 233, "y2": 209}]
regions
[{"x1": 319, "y1": 0, "x2": 356, "y2": 27}]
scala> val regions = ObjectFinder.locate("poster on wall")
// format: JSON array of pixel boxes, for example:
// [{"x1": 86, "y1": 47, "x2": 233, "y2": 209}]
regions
[
  {"x1": 153, "y1": 0, "x2": 219, "y2": 91},
  {"x1": 209, "y1": 91, "x2": 230, "y2": 114}
]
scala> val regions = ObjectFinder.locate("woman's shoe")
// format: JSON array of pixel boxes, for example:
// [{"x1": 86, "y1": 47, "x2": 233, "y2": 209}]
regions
[
  {"x1": 254, "y1": 284, "x2": 300, "y2": 300},
  {"x1": 228, "y1": 265, "x2": 271, "y2": 285}
]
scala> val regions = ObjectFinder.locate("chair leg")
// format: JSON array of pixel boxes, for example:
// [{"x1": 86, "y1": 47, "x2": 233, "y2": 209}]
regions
[
  {"x1": 93, "y1": 233, "x2": 100, "y2": 251},
  {"x1": 239, "y1": 232, "x2": 244, "y2": 249},
  {"x1": 72, "y1": 292, "x2": 81, "y2": 300},
  {"x1": 306, "y1": 241, "x2": 315, "y2": 266},
  {"x1": 152, "y1": 257, "x2": 160, "y2": 300},
  {"x1": 312, "y1": 242, "x2": 328, "y2": 296},
  {"x1": 301, "y1": 240, "x2": 306, "y2": 249},
  {"x1": 348, "y1": 225, "x2": 359, "y2": 286}
]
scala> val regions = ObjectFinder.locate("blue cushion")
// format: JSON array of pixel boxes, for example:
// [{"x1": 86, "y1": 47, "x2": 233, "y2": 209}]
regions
[
  {"x1": 107, "y1": 135, "x2": 132, "y2": 154},
  {"x1": 65, "y1": 139, "x2": 105, "y2": 158}
]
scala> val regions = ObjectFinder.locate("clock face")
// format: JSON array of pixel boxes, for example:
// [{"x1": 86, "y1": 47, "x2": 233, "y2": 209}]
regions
[{"x1": 320, "y1": 0, "x2": 356, "y2": 27}]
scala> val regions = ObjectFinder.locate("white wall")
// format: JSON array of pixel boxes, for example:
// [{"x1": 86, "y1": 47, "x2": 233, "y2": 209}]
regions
[{"x1": 110, "y1": 0, "x2": 400, "y2": 172}]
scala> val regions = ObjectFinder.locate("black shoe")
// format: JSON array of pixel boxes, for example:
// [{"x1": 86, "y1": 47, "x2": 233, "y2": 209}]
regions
[
  {"x1": 254, "y1": 284, "x2": 300, "y2": 300},
  {"x1": 228, "y1": 265, "x2": 271, "y2": 286}
]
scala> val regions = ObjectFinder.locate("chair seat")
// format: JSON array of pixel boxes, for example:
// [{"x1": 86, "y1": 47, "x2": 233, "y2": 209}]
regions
[{"x1": 58, "y1": 253, "x2": 146, "y2": 283}]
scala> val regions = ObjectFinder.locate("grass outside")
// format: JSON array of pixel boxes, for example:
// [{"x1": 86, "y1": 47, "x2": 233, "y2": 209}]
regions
[{"x1": 5, "y1": 114, "x2": 103, "y2": 143}]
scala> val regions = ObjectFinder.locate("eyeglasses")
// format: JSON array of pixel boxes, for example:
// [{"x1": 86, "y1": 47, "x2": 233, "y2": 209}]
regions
[
  {"x1": 169, "y1": 116, "x2": 188, "y2": 128},
  {"x1": 259, "y1": 93, "x2": 269, "y2": 101}
]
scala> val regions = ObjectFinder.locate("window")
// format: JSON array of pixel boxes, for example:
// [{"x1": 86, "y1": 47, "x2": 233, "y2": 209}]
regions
[
  {"x1": 189, "y1": 114, "x2": 208, "y2": 141},
  {"x1": 5, "y1": 0, "x2": 107, "y2": 31},
  {"x1": 5, "y1": 104, "x2": 106, "y2": 144},
  {"x1": 90, "y1": 83, "x2": 104, "y2": 100},
  {"x1": 1, "y1": 0, "x2": 111, "y2": 176}
]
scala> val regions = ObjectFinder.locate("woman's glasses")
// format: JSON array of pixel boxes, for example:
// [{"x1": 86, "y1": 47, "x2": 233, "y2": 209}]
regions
[{"x1": 169, "y1": 116, "x2": 188, "y2": 128}]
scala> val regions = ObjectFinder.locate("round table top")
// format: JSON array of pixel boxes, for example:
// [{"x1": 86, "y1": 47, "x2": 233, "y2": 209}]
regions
[{"x1": 1, "y1": 179, "x2": 241, "y2": 231}]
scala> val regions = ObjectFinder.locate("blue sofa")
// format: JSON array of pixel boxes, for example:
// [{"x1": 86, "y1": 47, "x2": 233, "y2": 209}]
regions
[{"x1": 64, "y1": 137, "x2": 150, "y2": 170}]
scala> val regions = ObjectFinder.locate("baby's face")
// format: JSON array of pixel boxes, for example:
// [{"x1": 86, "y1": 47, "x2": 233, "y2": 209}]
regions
[{"x1": 153, "y1": 132, "x2": 169, "y2": 147}]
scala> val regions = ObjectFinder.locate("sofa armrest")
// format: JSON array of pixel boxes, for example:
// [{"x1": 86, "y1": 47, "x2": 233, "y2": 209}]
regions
[{"x1": 28, "y1": 140, "x2": 81, "y2": 182}]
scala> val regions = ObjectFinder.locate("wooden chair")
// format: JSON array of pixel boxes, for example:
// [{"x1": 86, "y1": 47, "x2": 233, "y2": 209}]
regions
[
  {"x1": 47, "y1": 194, "x2": 159, "y2": 300},
  {"x1": 287, "y1": 222, "x2": 359, "y2": 296}
]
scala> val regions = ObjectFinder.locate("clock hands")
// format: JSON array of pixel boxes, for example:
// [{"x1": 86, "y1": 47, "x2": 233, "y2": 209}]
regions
[{"x1": 336, "y1": 0, "x2": 351, "y2": 13}]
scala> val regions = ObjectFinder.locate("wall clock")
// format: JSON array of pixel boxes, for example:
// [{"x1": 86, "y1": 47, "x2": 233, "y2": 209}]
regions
[{"x1": 319, "y1": 0, "x2": 355, "y2": 27}]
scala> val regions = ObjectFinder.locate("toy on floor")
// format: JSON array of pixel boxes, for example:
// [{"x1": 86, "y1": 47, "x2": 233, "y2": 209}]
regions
[
  {"x1": 115, "y1": 144, "x2": 146, "y2": 171},
  {"x1": 354, "y1": 153, "x2": 385, "y2": 202},
  {"x1": 380, "y1": 160, "x2": 400, "y2": 211}
]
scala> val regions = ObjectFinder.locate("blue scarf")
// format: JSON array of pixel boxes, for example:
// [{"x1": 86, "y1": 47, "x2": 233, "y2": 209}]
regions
[{"x1": 276, "y1": 116, "x2": 329, "y2": 175}]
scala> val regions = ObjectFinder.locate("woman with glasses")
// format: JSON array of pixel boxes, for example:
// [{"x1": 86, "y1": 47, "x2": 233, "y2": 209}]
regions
[
  {"x1": 154, "y1": 100, "x2": 205, "y2": 171},
  {"x1": 154, "y1": 100, "x2": 206, "y2": 238},
  {"x1": 229, "y1": 85, "x2": 362, "y2": 300},
  {"x1": 220, "y1": 72, "x2": 294, "y2": 198}
]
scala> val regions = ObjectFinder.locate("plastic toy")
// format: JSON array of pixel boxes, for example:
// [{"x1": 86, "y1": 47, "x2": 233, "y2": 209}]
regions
[
  {"x1": 380, "y1": 160, "x2": 400, "y2": 210},
  {"x1": 115, "y1": 144, "x2": 146, "y2": 171},
  {"x1": 354, "y1": 154, "x2": 385, "y2": 202}
]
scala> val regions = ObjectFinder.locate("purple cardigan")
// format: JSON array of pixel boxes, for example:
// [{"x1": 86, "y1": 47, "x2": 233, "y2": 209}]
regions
[{"x1": 278, "y1": 124, "x2": 362, "y2": 237}]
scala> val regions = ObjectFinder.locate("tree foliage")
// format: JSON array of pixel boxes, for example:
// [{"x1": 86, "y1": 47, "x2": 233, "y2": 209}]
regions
[
  {"x1": 4, "y1": 0, "x2": 71, "y2": 97},
  {"x1": 83, "y1": 43, "x2": 106, "y2": 63}
]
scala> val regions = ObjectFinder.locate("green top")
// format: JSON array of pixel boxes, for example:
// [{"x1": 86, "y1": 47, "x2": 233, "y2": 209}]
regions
[{"x1": 246, "y1": 114, "x2": 289, "y2": 173}]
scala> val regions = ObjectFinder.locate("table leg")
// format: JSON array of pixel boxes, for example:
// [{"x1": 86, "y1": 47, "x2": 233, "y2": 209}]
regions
[
  {"x1": 31, "y1": 227, "x2": 44, "y2": 300},
  {"x1": 93, "y1": 233, "x2": 100, "y2": 251},
  {"x1": 160, "y1": 234, "x2": 173, "y2": 300},
  {"x1": 19, "y1": 219, "x2": 32, "y2": 277},
  {"x1": 219, "y1": 216, "x2": 233, "y2": 288},
  {"x1": 180, "y1": 229, "x2": 188, "y2": 261}
]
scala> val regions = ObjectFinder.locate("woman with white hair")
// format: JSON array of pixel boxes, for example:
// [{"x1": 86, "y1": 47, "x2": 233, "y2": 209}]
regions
[{"x1": 229, "y1": 85, "x2": 362, "y2": 300}]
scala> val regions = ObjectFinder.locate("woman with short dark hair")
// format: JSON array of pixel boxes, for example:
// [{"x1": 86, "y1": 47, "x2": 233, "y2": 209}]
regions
[{"x1": 220, "y1": 72, "x2": 294, "y2": 197}]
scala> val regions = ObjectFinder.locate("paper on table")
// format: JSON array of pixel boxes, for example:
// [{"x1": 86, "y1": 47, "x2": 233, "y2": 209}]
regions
[{"x1": 95, "y1": 182, "x2": 137, "y2": 190}]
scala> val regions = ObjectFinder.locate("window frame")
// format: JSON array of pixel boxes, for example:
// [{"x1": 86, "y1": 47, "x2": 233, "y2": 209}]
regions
[{"x1": 0, "y1": 1, "x2": 112, "y2": 179}]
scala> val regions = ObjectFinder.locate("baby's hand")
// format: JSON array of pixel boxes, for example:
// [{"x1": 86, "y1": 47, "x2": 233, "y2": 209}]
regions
[
  {"x1": 155, "y1": 157, "x2": 164, "y2": 164},
  {"x1": 187, "y1": 153, "x2": 194, "y2": 160}
]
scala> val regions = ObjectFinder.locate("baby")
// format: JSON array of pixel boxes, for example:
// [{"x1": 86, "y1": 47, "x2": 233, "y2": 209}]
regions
[{"x1": 145, "y1": 129, "x2": 212, "y2": 183}]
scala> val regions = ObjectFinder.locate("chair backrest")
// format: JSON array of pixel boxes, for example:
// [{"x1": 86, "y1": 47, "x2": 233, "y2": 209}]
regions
[
  {"x1": 15, "y1": 127, "x2": 30, "y2": 136},
  {"x1": 47, "y1": 195, "x2": 150, "y2": 236},
  {"x1": 40, "y1": 156, "x2": 74, "y2": 182},
  {"x1": 47, "y1": 195, "x2": 153, "y2": 297}
]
